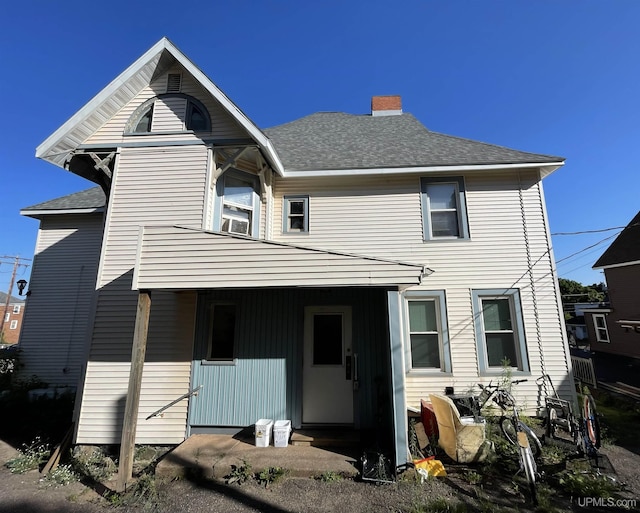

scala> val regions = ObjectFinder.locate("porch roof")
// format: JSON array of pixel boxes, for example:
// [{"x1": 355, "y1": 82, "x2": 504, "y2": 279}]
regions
[{"x1": 133, "y1": 226, "x2": 429, "y2": 290}]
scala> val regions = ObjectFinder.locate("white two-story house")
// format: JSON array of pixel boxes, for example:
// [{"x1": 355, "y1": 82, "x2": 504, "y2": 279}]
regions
[{"x1": 20, "y1": 38, "x2": 573, "y2": 475}]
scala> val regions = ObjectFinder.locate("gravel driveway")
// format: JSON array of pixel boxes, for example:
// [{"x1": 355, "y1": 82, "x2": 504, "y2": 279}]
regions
[{"x1": 1, "y1": 439, "x2": 638, "y2": 512}]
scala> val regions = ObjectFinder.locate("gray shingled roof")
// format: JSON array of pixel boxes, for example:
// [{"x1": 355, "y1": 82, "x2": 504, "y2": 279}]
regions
[
  {"x1": 22, "y1": 187, "x2": 105, "y2": 211},
  {"x1": 593, "y1": 211, "x2": 640, "y2": 268},
  {"x1": 0, "y1": 292, "x2": 23, "y2": 304},
  {"x1": 264, "y1": 112, "x2": 563, "y2": 171}
]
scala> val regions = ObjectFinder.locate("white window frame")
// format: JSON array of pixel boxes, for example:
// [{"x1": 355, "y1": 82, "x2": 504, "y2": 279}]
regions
[
  {"x1": 13, "y1": 305, "x2": 20, "y2": 314},
  {"x1": 4, "y1": 313, "x2": 9, "y2": 322},
  {"x1": 9, "y1": 320, "x2": 18, "y2": 330},
  {"x1": 402, "y1": 290, "x2": 451, "y2": 373},
  {"x1": 420, "y1": 176, "x2": 470, "y2": 241},
  {"x1": 214, "y1": 169, "x2": 260, "y2": 238},
  {"x1": 472, "y1": 289, "x2": 529, "y2": 375},
  {"x1": 283, "y1": 195, "x2": 309, "y2": 233},
  {"x1": 593, "y1": 314, "x2": 610, "y2": 343}
]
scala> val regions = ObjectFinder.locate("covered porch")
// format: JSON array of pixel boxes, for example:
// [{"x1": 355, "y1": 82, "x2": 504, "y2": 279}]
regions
[{"x1": 117, "y1": 226, "x2": 427, "y2": 490}]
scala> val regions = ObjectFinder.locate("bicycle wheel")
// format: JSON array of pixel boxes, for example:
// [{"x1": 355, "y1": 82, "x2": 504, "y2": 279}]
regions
[
  {"x1": 520, "y1": 442, "x2": 538, "y2": 506},
  {"x1": 583, "y1": 395, "x2": 601, "y2": 449},
  {"x1": 500, "y1": 417, "x2": 542, "y2": 459}
]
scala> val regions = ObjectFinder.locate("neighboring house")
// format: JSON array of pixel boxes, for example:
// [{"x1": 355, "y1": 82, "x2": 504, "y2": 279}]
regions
[
  {"x1": 586, "y1": 211, "x2": 640, "y2": 359},
  {"x1": 22, "y1": 38, "x2": 572, "y2": 471},
  {"x1": 565, "y1": 303, "x2": 603, "y2": 344},
  {"x1": 0, "y1": 292, "x2": 25, "y2": 345}
]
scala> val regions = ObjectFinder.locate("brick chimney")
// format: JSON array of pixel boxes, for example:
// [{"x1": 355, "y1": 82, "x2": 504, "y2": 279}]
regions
[{"x1": 371, "y1": 95, "x2": 402, "y2": 116}]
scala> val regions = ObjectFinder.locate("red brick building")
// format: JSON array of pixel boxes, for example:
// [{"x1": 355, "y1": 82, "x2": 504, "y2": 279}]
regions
[{"x1": 0, "y1": 292, "x2": 25, "y2": 345}]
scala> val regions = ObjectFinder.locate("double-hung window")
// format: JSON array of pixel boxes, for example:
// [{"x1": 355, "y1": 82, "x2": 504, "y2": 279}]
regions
[
  {"x1": 593, "y1": 314, "x2": 609, "y2": 343},
  {"x1": 283, "y1": 196, "x2": 309, "y2": 233},
  {"x1": 472, "y1": 289, "x2": 529, "y2": 374},
  {"x1": 404, "y1": 291, "x2": 451, "y2": 373},
  {"x1": 215, "y1": 170, "x2": 260, "y2": 238},
  {"x1": 420, "y1": 177, "x2": 469, "y2": 240}
]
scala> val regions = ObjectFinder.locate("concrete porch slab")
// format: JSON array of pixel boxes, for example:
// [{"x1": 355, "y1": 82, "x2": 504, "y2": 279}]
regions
[{"x1": 156, "y1": 434, "x2": 359, "y2": 480}]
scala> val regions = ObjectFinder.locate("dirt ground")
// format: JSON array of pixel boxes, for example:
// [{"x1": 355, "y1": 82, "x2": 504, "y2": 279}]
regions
[{"x1": 1, "y1": 438, "x2": 639, "y2": 513}]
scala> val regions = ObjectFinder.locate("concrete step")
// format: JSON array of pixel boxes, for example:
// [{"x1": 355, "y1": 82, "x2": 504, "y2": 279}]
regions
[{"x1": 290, "y1": 429, "x2": 361, "y2": 447}]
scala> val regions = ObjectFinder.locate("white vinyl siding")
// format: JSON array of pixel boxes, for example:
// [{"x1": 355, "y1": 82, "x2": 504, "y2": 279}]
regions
[
  {"x1": 76, "y1": 144, "x2": 207, "y2": 444},
  {"x1": 17, "y1": 214, "x2": 104, "y2": 387},
  {"x1": 84, "y1": 67, "x2": 248, "y2": 145},
  {"x1": 272, "y1": 170, "x2": 571, "y2": 414},
  {"x1": 134, "y1": 226, "x2": 423, "y2": 290},
  {"x1": 150, "y1": 96, "x2": 187, "y2": 132}
]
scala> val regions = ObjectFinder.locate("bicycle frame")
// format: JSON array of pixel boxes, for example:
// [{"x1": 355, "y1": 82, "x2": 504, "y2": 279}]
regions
[
  {"x1": 479, "y1": 381, "x2": 538, "y2": 505},
  {"x1": 537, "y1": 373, "x2": 600, "y2": 459}
]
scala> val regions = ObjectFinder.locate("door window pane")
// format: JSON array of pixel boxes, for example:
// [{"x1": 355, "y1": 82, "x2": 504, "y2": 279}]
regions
[{"x1": 313, "y1": 314, "x2": 343, "y2": 365}]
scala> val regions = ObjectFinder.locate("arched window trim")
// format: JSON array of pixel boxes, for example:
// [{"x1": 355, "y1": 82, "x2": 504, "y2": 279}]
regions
[{"x1": 124, "y1": 93, "x2": 212, "y2": 134}]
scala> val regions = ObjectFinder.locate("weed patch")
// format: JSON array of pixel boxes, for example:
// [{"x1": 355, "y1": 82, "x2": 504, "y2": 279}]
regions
[
  {"x1": 5, "y1": 438, "x2": 50, "y2": 474},
  {"x1": 225, "y1": 460, "x2": 253, "y2": 485},
  {"x1": 257, "y1": 466, "x2": 289, "y2": 487},
  {"x1": 557, "y1": 468, "x2": 622, "y2": 498},
  {"x1": 315, "y1": 470, "x2": 344, "y2": 482},
  {"x1": 43, "y1": 463, "x2": 79, "y2": 486}
]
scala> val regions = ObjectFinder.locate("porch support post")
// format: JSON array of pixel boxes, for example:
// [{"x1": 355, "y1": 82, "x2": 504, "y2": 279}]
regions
[
  {"x1": 116, "y1": 290, "x2": 151, "y2": 492},
  {"x1": 386, "y1": 290, "x2": 408, "y2": 471}
]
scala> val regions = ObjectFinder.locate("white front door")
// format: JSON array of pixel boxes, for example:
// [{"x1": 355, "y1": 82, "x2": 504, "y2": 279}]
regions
[{"x1": 302, "y1": 306, "x2": 354, "y2": 424}]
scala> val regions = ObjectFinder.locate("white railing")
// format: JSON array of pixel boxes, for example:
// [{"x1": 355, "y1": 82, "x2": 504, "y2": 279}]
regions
[{"x1": 571, "y1": 355, "x2": 597, "y2": 388}]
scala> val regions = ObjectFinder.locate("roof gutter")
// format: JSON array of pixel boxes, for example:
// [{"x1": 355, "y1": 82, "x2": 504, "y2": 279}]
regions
[
  {"x1": 20, "y1": 207, "x2": 105, "y2": 219},
  {"x1": 281, "y1": 161, "x2": 565, "y2": 178}
]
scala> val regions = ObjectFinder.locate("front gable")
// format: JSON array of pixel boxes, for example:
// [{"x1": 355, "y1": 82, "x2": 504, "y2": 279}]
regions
[{"x1": 36, "y1": 38, "x2": 283, "y2": 179}]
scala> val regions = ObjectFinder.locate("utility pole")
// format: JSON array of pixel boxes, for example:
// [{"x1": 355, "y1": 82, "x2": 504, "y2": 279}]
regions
[{"x1": 0, "y1": 255, "x2": 31, "y2": 343}]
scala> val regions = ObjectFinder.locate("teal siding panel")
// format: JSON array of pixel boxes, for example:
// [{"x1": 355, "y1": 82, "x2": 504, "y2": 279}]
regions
[{"x1": 188, "y1": 288, "x2": 390, "y2": 430}]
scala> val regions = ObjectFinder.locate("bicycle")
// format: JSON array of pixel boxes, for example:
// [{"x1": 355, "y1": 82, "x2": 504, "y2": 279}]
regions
[
  {"x1": 476, "y1": 379, "x2": 543, "y2": 459},
  {"x1": 536, "y1": 374, "x2": 601, "y2": 460},
  {"x1": 477, "y1": 380, "x2": 539, "y2": 505}
]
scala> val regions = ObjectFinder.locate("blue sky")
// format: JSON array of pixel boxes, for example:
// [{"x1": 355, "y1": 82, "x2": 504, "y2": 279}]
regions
[{"x1": 1, "y1": 0, "x2": 638, "y2": 295}]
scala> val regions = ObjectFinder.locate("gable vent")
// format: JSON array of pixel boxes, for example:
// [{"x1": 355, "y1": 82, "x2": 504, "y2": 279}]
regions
[{"x1": 167, "y1": 73, "x2": 182, "y2": 93}]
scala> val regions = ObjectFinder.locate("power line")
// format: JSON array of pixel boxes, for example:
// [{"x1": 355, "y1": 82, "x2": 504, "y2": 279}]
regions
[
  {"x1": 551, "y1": 222, "x2": 639, "y2": 236},
  {"x1": 555, "y1": 232, "x2": 621, "y2": 265}
]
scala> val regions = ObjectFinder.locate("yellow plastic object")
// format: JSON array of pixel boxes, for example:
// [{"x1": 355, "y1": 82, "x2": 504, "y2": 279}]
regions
[{"x1": 413, "y1": 457, "x2": 447, "y2": 477}]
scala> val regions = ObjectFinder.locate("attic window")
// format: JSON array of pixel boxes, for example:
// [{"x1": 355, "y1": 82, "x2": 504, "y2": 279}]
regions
[
  {"x1": 167, "y1": 73, "x2": 182, "y2": 93},
  {"x1": 133, "y1": 104, "x2": 153, "y2": 133},
  {"x1": 125, "y1": 93, "x2": 211, "y2": 134}
]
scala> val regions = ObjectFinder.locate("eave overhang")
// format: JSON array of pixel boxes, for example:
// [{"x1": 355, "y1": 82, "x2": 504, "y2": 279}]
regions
[
  {"x1": 280, "y1": 161, "x2": 565, "y2": 178},
  {"x1": 593, "y1": 259, "x2": 640, "y2": 271},
  {"x1": 35, "y1": 38, "x2": 284, "y2": 176},
  {"x1": 133, "y1": 225, "x2": 429, "y2": 290}
]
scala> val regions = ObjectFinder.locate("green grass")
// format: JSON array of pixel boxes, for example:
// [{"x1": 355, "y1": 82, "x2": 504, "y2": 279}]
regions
[{"x1": 593, "y1": 391, "x2": 640, "y2": 447}]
